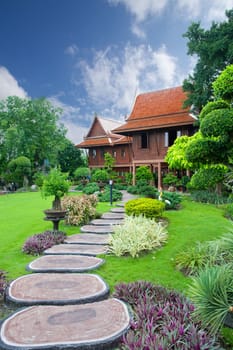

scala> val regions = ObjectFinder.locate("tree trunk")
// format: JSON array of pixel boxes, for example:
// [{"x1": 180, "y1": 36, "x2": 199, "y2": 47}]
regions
[{"x1": 52, "y1": 196, "x2": 62, "y2": 210}]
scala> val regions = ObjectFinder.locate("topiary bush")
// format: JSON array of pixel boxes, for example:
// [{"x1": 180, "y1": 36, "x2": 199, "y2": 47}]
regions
[
  {"x1": 98, "y1": 188, "x2": 122, "y2": 202},
  {"x1": 125, "y1": 198, "x2": 165, "y2": 219},
  {"x1": 62, "y1": 194, "x2": 98, "y2": 225},
  {"x1": 82, "y1": 182, "x2": 99, "y2": 195},
  {"x1": 114, "y1": 281, "x2": 221, "y2": 349},
  {"x1": 109, "y1": 215, "x2": 167, "y2": 257},
  {"x1": 22, "y1": 230, "x2": 66, "y2": 255}
]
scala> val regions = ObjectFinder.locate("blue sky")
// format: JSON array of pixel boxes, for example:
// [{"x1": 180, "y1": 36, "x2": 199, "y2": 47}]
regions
[{"x1": 0, "y1": 0, "x2": 233, "y2": 143}]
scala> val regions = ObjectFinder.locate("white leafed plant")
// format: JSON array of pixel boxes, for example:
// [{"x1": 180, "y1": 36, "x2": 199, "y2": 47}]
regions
[{"x1": 108, "y1": 215, "x2": 168, "y2": 258}]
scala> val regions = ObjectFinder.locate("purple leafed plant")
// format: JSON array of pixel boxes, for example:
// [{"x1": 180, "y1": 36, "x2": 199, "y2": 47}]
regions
[
  {"x1": 22, "y1": 230, "x2": 66, "y2": 255},
  {"x1": 113, "y1": 281, "x2": 221, "y2": 350}
]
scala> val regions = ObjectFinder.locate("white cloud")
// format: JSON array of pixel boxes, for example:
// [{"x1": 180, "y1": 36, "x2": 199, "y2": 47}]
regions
[
  {"x1": 65, "y1": 44, "x2": 79, "y2": 56},
  {"x1": 76, "y1": 44, "x2": 184, "y2": 119},
  {"x1": 0, "y1": 66, "x2": 28, "y2": 100},
  {"x1": 48, "y1": 96, "x2": 89, "y2": 144}
]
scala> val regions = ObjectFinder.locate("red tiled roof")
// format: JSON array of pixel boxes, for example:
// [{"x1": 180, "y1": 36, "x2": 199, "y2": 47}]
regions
[{"x1": 114, "y1": 86, "x2": 195, "y2": 134}]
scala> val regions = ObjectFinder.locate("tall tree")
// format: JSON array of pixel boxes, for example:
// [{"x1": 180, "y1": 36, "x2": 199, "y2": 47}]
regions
[
  {"x1": 183, "y1": 9, "x2": 233, "y2": 113},
  {"x1": 57, "y1": 140, "x2": 85, "y2": 177},
  {"x1": 0, "y1": 96, "x2": 67, "y2": 174}
]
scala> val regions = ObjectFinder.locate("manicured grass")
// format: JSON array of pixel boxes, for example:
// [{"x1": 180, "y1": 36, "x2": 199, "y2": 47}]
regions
[
  {"x1": 98, "y1": 196, "x2": 232, "y2": 293},
  {"x1": 0, "y1": 191, "x2": 113, "y2": 280}
]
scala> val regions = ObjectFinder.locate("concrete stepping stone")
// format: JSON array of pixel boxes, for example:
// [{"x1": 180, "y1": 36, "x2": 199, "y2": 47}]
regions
[
  {"x1": 65, "y1": 233, "x2": 110, "y2": 245},
  {"x1": 101, "y1": 212, "x2": 125, "y2": 219},
  {"x1": 0, "y1": 298, "x2": 130, "y2": 350},
  {"x1": 110, "y1": 207, "x2": 125, "y2": 213},
  {"x1": 6, "y1": 273, "x2": 109, "y2": 306},
  {"x1": 44, "y1": 243, "x2": 108, "y2": 256},
  {"x1": 90, "y1": 218, "x2": 123, "y2": 226},
  {"x1": 81, "y1": 224, "x2": 114, "y2": 234},
  {"x1": 27, "y1": 254, "x2": 105, "y2": 273}
]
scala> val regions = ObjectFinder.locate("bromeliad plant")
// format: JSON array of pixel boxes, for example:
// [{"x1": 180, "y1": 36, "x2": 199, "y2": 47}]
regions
[
  {"x1": 108, "y1": 215, "x2": 167, "y2": 257},
  {"x1": 114, "y1": 281, "x2": 221, "y2": 349}
]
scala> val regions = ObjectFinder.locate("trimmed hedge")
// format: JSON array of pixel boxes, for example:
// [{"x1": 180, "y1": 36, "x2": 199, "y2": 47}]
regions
[{"x1": 125, "y1": 198, "x2": 165, "y2": 219}]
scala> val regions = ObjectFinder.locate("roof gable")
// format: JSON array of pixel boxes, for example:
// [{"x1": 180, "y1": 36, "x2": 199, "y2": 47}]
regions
[{"x1": 128, "y1": 86, "x2": 188, "y2": 120}]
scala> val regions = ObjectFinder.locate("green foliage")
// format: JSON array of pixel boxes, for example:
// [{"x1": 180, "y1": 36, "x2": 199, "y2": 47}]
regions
[
  {"x1": 189, "y1": 264, "x2": 233, "y2": 334},
  {"x1": 7, "y1": 156, "x2": 31, "y2": 187},
  {"x1": 125, "y1": 172, "x2": 133, "y2": 185},
  {"x1": 74, "y1": 167, "x2": 90, "y2": 181},
  {"x1": 125, "y1": 198, "x2": 165, "y2": 219},
  {"x1": 199, "y1": 100, "x2": 230, "y2": 122},
  {"x1": 91, "y1": 169, "x2": 109, "y2": 182},
  {"x1": 189, "y1": 166, "x2": 227, "y2": 191},
  {"x1": 62, "y1": 194, "x2": 98, "y2": 226},
  {"x1": 213, "y1": 64, "x2": 233, "y2": 102},
  {"x1": 98, "y1": 188, "x2": 122, "y2": 202},
  {"x1": 104, "y1": 152, "x2": 115, "y2": 172},
  {"x1": 224, "y1": 203, "x2": 233, "y2": 220},
  {"x1": 0, "y1": 96, "x2": 67, "y2": 175},
  {"x1": 41, "y1": 168, "x2": 70, "y2": 209},
  {"x1": 109, "y1": 215, "x2": 167, "y2": 257},
  {"x1": 126, "y1": 185, "x2": 138, "y2": 194},
  {"x1": 190, "y1": 190, "x2": 229, "y2": 204},
  {"x1": 58, "y1": 141, "x2": 85, "y2": 177},
  {"x1": 82, "y1": 182, "x2": 99, "y2": 195},
  {"x1": 165, "y1": 135, "x2": 194, "y2": 170},
  {"x1": 182, "y1": 10, "x2": 233, "y2": 111},
  {"x1": 135, "y1": 166, "x2": 153, "y2": 183},
  {"x1": 158, "y1": 191, "x2": 182, "y2": 210},
  {"x1": 162, "y1": 172, "x2": 178, "y2": 186},
  {"x1": 200, "y1": 108, "x2": 233, "y2": 140},
  {"x1": 33, "y1": 171, "x2": 44, "y2": 188},
  {"x1": 139, "y1": 184, "x2": 157, "y2": 198}
]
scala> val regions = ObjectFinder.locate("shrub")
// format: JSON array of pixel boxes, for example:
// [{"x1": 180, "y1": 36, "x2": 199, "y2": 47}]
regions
[
  {"x1": 82, "y1": 182, "x2": 99, "y2": 195},
  {"x1": 189, "y1": 264, "x2": 233, "y2": 335},
  {"x1": 125, "y1": 198, "x2": 165, "y2": 219},
  {"x1": 139, "y1": 184, "x2": 157, "y2": 198},
  {"x1": 135, "y1": 166, "x2": 153, "y2": 183},
  {"x1": 91, "y1": 169, "x2": 109, "y2": 182},
  {"x1": 157, "y1": 190, "x2": 182, "y2": 209},
  {"x1": 98, "y1": 188, "x2": 122, "y2": 202},
  {"x1": 224, "y1": 202, "x2": 233, "y2": 220},
  {"x1": 162, "y1": 172, "x2": 178, "y2": 186},
  {"x1": 113, "y1": 182, "x2": 127, "y2": 190},
  {"x1": 113, "y1": 281, "x2": 221, "y2": 349},
  {"x1": 127, "y1": 185, "x2": 138, "y2": 194},
  {"x1": 0, "y1": 270, "x2": 7, "y2": 298},
  {"x1": 22, "y1": 230, "x2": 66, "y2": 255},
  {"x1": 109, "y1": 215, "x2": 167, "y2": 257},
  {"x1": 62, "y1": 194, "x2": 98, "y2": 225}
]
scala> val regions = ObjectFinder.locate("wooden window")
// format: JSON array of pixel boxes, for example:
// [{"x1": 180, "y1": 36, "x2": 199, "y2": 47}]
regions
[
  {"x1": 164, "y1": 130, "x2": 178, "y2": 147},
  {"x1": 101, "y1": 149, "x2": 105, "y2": 159},
  {"x1": 141, "y1": 132, "x2": 148, "y2": 148},
  {"x1": 112, "y1": 150, "x2": 117, "y2": 157},
  {"x1": 92, "y1": 149, "x2": 96, "y2": 158},
  {"x1": 121, "y1": 149, "x2": 126, "y2": 158}
]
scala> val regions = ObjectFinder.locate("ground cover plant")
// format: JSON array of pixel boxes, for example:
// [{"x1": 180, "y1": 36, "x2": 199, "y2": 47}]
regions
[
  {"x1": 22, "y1": 230, "x2": 66, "y2": 255},
  {"x1": 114, "y1": 281, "x2": 221, "y2": 349}
]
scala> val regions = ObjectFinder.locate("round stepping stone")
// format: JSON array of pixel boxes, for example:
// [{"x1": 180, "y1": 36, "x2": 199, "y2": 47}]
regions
[
  {"x1": 0, "y1": 298, "x2": 130, "y2": 350},
  {"x1": 65, "y1": 233, "x2": 110, "y2": 245},
  {"x1": 44, "y1": 243, "x2": 108, "y2": 256},
  {"x1": 110, "y1": 207, "x2": 125, "y2": 213},
  {"x1": 6, "y1": 273, "x2": 109, "y2": 305},
  {"x1": 90, "y1": 219, "x2": 122, "y2": 226},
  {"x1": 27, "y1": 255, "x2": 105, "y2": 273},
  {"x1": 81, "y1": 225, "x2": 114, "y2": 233},
  {"x1": 102, "y1": 212, "x2": 125, "y2": 219}
]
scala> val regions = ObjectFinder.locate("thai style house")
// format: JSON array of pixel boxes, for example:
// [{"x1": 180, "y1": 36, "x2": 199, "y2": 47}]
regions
[
  {"x1": 77, "y1": 116, "x2": 132, "y2": 177},
  {"x1": 113, "y1": 86, "x2": 196, "y2": 188},
  {"x1": 77, "y1": 86, "x2": 196, "y2": 188}
]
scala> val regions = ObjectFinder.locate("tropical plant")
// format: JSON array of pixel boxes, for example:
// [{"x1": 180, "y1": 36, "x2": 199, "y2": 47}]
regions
[
  {"x1": 157, "y1": 190, "x2": 182, "y2": 210},
  {"x1": 109, "y1": 215, "x2": 167, "y2": 257},
  {"x1": 189, "y1": 264, "x2": 233, "y2": 334},
  {"x1": 22, "y1": 230, "x2": 66, "y2": 255},
  {"x1": 41, "y1": 168, "x2": 70, "y2": 210},
  {"x1": 125, "y1": 197, "x2": 165, "y2": 219},
  {"x1": 62, "y1": 194, "x2": 98, "y2": 226},
  {"x1": 114, "y1": 281, "x2": 221, "y2": 349}
]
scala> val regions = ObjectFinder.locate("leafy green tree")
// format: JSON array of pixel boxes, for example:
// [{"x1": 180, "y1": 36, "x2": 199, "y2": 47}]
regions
[
  {"x1": 58, "y1": 140, "x2": 85, "y2": 177},
  {"x1": 136, "y1": 166, "x2": 153, "y2": 184},
  {"x1": 183, "y1": 9, "x2": 233, "y2": 112},
  {"x1": 7, "y1": 156, "x2": 31, "y2": 188},
  {"x1": 212, "y1": 64, "x2": 233, "y2": 102},
  {"x1": 0, "y1": 96, "x2": 67, "y2": 175}
]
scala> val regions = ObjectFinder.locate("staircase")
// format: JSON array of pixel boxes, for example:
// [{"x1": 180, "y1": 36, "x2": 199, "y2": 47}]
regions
[{"x1": 0, "y1": 196, "x2": 131, "y2": 350}]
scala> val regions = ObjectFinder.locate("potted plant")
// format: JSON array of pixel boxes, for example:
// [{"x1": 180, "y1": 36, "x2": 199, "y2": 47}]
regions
[{"x1": 42, "y1": 168, "x2": 70, "y2": 230}]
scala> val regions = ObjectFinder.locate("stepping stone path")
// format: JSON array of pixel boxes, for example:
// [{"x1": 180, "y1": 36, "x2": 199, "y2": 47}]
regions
[{"x1": 0, "y1": 192, "x2": 134, "y2": 350}]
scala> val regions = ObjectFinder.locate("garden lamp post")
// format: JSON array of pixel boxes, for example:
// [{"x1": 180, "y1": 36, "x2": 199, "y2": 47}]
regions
[{"x1": 109, "y1": 179, "x2": 113, "y2": 205}]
